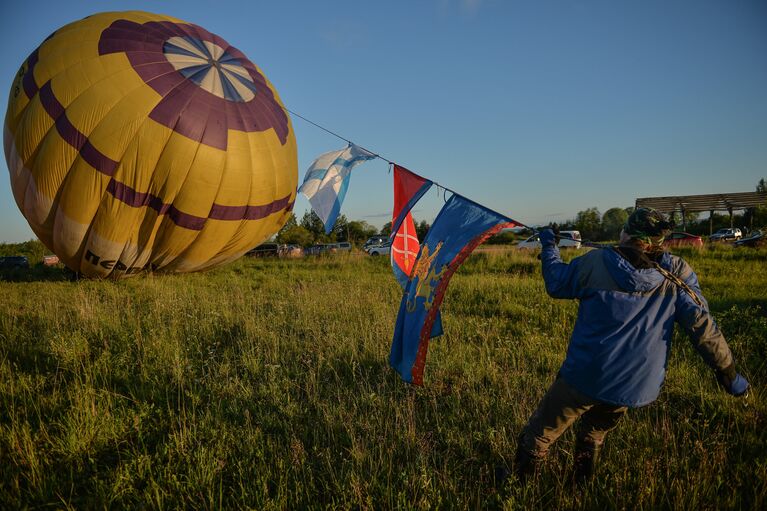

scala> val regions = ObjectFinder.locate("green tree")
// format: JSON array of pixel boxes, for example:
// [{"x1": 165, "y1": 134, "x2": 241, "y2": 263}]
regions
[
  {"x1": 380, "y1": 222, "x2": 392, "y2": 237},
  {"x1": 276, "y1": 226, "x2": 314, "y2": 247},
  {"x1": 300, "y1": 210, "x2": 326, "y2": 239},
  {"x1": 275, "y1": 213, "x2": 297, "y2": 240},
  {"x1": 671, "y1": 210, "x2": 701, "y2": 231},
  {"x1": 331, "y1": 214, "x2": 348, "y2": 242},
  {"x1": 601, "y1": 207, "x2": 629, "y2": 240},
  {"x1": 416, "y1": 220, "x2": 431, "y2": 240},
  {"x1": 575, "y1": 208, "x2": 601, "y2": 240},
  {"x1": 754, "y1": 178, "x2": 767, "y2": 227},
  {"x1": 344, "y1": 220, "x2": 377, "y2": 245},
  {"x1": 486, "y1": 230, "x2": 517, "y2": 245}
]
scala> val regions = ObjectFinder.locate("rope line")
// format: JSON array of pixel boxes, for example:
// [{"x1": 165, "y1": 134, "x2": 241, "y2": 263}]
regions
[
  {"x1": 283, "y1": 105, "x2": 530, "y2": 229},
  {"x1": 286, "y1": 106, "x2": 697, "y2": 301},
  {"x1": 284, "y1": 107, "x2": 395, "y2": 164}
]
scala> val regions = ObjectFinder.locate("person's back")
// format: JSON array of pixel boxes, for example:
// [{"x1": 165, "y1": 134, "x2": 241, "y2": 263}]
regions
[
  {"x1": 544, "y1": 245, "x2": 730, "y2": 407},
  {"x1": 509, "y1": 208, "x2": 749, "y2": 485}
]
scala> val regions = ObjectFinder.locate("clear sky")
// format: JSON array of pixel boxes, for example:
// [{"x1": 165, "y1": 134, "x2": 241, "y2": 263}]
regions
[{"x1": 1, "y1": 0, "x2": 766, "y2": 242}]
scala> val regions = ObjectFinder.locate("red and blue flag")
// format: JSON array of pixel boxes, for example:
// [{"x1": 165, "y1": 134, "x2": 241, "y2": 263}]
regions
[
  {"x1": 389, "y1": 194, "x2": 518, "y2": 385},
  {"x1": 390, "y1": 164, "x2": 432, "y2": 286},
  {"x1": 390, "y1": 165, "x2": 433, "y2": 240},
  {"x1": 390, "y1": 164, "x2": 443, "y2": 338}
]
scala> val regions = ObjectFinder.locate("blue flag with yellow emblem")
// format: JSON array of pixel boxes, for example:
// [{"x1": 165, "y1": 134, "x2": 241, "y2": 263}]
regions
[{"x1": 389, "y1": 194, "x2": 518, "y2": 384}]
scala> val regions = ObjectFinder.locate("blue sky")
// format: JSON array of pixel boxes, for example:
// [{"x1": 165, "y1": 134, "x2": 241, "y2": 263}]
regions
[{"x1": 1, "y1": 0, "x2": 766, "y2": 242}]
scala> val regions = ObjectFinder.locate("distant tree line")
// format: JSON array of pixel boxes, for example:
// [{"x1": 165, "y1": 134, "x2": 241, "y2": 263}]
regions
[
  {"x1": 277, "y1": 178, "x2": 767, "y2": 247},
  {"x1": 548, "y1": 178, "x2": 767, "y2": 242},
  {"x1": 274, "y1": 211, "x2": 432, "y2": 248}
]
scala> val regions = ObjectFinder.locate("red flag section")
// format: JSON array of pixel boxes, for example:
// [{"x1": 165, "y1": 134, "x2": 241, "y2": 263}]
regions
[
  {"x1": 392, "y1": 212, "x2": 419, "y2": 282},
  {"x1": 391, "y1": 165, "x2": 433, "y2": 239},
  {"x1": 391, "y1": 165, "x2": 433, "y2": 285}
]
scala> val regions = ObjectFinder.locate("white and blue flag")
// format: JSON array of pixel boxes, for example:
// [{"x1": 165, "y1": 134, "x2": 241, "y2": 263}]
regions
[{"x1": 298, "y1": 144, "x2": 376, "y2": 233}]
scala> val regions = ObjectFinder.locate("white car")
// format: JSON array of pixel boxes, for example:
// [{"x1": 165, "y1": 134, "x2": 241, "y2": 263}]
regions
[
  {"x1": 709, "y1": 228, "x2": 742, "y2": 242},
  {"x1": 363, "y1": 235, "x2": 388, "y2": 249},
  {"x1": 516, "y1": 230, "x2": 582, "y2": 250},
  {"x1": 365, "y1": 243, "x2": 391, "y2": 256}
]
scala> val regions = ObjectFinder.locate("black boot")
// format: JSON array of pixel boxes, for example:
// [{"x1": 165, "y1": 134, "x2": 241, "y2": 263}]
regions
[
  {"x1": 572, "y1": 440, "x2": 599, "y2": 484},
  {"x1": 514, "y1": 440, "x2": 539, "y2": 483},
  {"x1": 494, "y1": 465, "x2": 511, "y2": 490}
]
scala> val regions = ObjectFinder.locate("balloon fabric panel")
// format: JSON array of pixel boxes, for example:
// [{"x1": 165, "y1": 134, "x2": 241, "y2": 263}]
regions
[{"x1": 4, "y1": 11, "x2": 297, "y2": 277}]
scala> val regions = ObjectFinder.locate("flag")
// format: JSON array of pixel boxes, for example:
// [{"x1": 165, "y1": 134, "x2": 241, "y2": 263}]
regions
[
  {"x1": 390, "y1": 165, "x2": 433, "y2": 240},
  {"x1": 389, "y1": 194, "x2": 518, "y2": 385},
  {"x1": 390, "y1": 165, "x2": 433, "y2": 285},
  {"x1": 389, "y1": 165, "x2": 443, "y2": 338},
  {"x1": 390, "y1": 212, "x2": 421, "y2": 287},
  {"x1": 298, "y1": 144, "x2": 376, "y2": 233}
]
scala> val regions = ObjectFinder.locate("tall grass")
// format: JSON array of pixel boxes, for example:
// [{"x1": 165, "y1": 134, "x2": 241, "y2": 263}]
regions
[{"x1": 0, "y1": 245, "x2": 765, "y2": 509}]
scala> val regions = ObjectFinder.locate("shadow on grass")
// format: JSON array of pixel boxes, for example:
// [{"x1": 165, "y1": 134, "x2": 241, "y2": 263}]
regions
[
  {"x1": 709, "y1": 297, "x2": 767, "y2": 315},
  {"x1": 0, "y1": 264, "x2": 74, "y2": 282}
]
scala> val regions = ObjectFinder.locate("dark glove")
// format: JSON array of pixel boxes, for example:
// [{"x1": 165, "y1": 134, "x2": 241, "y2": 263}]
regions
[
  {"x1": 539, "y1": 228, "x2": 557, "y2": 249},
  {"x1": 717, "y1": 366, "x2": 749, "y2": 397}
]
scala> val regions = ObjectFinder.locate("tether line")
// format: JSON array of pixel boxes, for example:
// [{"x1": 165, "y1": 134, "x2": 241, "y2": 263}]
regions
[
  {"x1": 284, "y1": 107, "x2": 638, "y2": 249},
  {"x1": 283, "y1": 105, "x2": 531, "y2": 228},
  {"x1": 284, "y1": 107, "x2": 395, "y2": 165}
]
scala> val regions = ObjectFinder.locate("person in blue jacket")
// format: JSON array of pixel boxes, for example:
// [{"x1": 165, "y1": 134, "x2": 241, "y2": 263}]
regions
[{"x1": 514, "y1": 208, "x2": 749, "y2": 483}]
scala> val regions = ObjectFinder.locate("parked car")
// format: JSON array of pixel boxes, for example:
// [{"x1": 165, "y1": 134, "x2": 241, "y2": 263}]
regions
[
  {"x1": 246, "y1": 243, "x2": 280, "y2": 256},
  {"x1": 516, "y1": 230, "x2": 582, "y2": 250},
  {"x1": 280, "y1": 244, "x2": 304, "y2": 257},
  {"x1": 42, "y1": 254, "x2": 60, "y2": 266},
  {"x1": 329, "y1": 242, "x2": 352, "y2": 252},
  {"x1": 709, "y1": 228, "x2": 742, "y2": 242},
  {"x1": 663, "y1": 232, "x2": 703, "y2": 249},
  {"x1": 0, "y1": 255, "x2": 30, "y2": 269},
  {"x1": 363, "y1": 235, "x2": 389, "y2": 249},
  {"x1": 734, "y1": 230, "x2": 765, "y2": 248},
  {"x1": 307, "y1": 243, "x2": 350, "y2": 255},
  {"x1": 304, "y1": 244, "x2": 328, "y2": 256},
  {"x1": 365, "y1": 242, "x2": 391, "y2": 256}
]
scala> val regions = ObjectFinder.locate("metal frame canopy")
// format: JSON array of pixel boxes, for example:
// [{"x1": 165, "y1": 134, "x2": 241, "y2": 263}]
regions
[
  {"x1": 636, "y1": 192, "x2": 767, "y2": 214},
  {"x1": 635, "y1": 191, "x2": 767, "y2": 232}
]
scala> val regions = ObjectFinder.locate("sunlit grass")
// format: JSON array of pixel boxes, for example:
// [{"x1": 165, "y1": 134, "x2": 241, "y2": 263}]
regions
[{"x1": 0, "y1": 245, "x2": 765, "y2": 508}]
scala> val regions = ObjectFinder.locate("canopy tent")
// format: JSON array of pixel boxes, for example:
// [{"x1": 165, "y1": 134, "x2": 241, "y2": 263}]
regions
[{"x1": 635, "y1": 192, "x2": 767, "y2": 233}]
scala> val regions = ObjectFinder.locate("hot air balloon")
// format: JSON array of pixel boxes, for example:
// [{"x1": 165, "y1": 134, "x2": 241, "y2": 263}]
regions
[{"x1": 4, "y1": 11, "x2": 297, "y2": 277}]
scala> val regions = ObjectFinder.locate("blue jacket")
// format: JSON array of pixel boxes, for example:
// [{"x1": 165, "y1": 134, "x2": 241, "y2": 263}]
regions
[{"x1": 541, "y1": 244, "x2": 733, "y2": 407}]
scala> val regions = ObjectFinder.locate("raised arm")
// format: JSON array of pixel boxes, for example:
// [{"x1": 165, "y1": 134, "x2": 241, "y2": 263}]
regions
[{"x1": 539, "y1": 229, "x2": 582, "y2": 299}]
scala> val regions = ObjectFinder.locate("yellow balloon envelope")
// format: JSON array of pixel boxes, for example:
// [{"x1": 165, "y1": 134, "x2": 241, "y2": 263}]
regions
[{"x1": 4, "y1": 11, "x2": 297, "y2": 277}]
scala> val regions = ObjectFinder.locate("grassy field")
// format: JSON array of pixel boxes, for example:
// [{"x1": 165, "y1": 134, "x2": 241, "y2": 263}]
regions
[{"x1": 1, "y1": 243, "x2": 765, "y2": 509}]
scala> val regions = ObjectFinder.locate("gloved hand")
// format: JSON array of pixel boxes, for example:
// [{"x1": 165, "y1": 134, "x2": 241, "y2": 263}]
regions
[
  {"x1": 717, "y1": 369, "x2": 750, "y2": 397},
  {"x1": 539, "y1": 228, "x2": 557, "y2": 249}
]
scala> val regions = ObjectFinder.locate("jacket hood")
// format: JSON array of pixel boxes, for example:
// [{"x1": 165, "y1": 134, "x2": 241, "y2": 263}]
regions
[{"x1": 602, "y1": 248, "x2": 670, "y2": 293}]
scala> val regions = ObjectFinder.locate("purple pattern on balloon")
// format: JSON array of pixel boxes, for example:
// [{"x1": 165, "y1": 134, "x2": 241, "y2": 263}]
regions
[
  {"x1": 13, "y1": 19, "x2": 294, "y2": 231},
  {"x1": 98, "y1": 19, "x2": 289, "y2": 150},
  {"x1": 22, "y1": 48, "x2": 40, "y2": 98},
  {"x1": 107, "y1": 179, "x2": 294, "y2": 231},
  {"x1": 36, "y1": 76, "x2": 293, "y2": 229},
  {"x1": 39, "y1": 81, "x2": 119, "y2": 176}
]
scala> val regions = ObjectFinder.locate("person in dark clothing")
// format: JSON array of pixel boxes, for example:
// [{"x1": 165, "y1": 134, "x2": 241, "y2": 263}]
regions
[{"x1": 513, "y1": 208, "x2": 749, "y2": 484}]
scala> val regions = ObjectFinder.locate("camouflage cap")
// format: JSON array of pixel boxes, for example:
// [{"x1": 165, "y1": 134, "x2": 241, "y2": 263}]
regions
[{"x1": 623, "y1": 208, "x2": 674, "y2": 243}]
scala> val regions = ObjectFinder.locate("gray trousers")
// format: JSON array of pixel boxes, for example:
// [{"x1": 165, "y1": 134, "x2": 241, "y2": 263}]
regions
[{"x1": 519, "y1": 376, "x2": 628, "y2": 458}]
